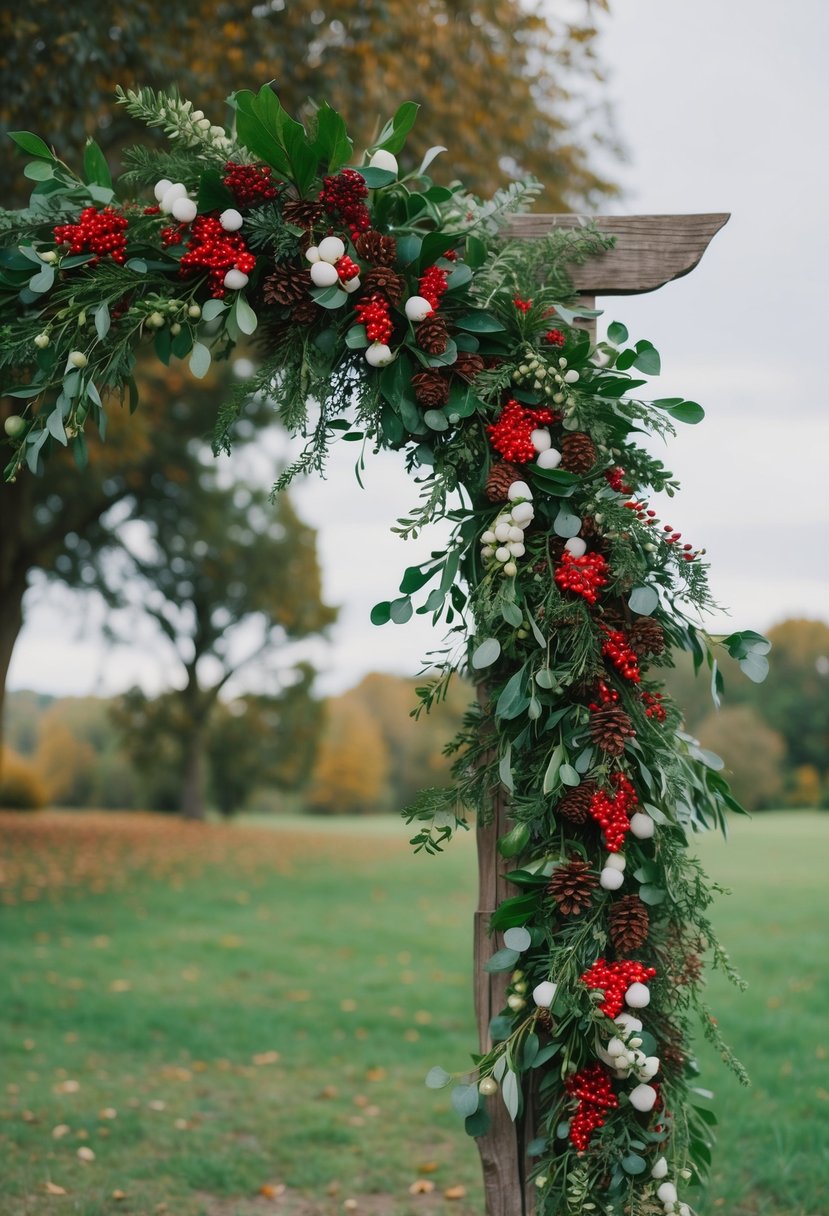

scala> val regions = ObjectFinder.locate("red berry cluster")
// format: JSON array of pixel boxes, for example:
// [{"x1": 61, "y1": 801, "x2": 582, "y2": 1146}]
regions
[
  {"x1": 601, "y1": 627, "x2": 641, "y2": 683},
  {"x1": 544, "y1": 328, "x2": 566, "y2": 347},
  {"x1": 554, "y1": 552, "x2": 609, "y2": 605},
  {"x1": 222, "y1": 162, "x2": 278, "y2": 208},
  {"x1": 179, "y1": 216, "x2": 256, "y2": 298},
  {"x1": 419, "y1": 265, "x2": 449, "y2": 310},
  {"x1": 641, "y1": 690, "x2": 667, "y2": 721},
  {"x1": 513, "y1": 296, "x2": 533, "y2": 313},
  {"x1": 319, "y1": 169, "x2": 370, "y2": 238},
  {"x1": 588, "y1": 773, "x2": 638, "y2": 852},
  {"x1": 622, "y1": 499, "x2": 701, "y2": 562},
  {"x1": 355, "y1": 293, "x2": 393, "y2": 343},
  {"x1": 487, "y1": 400, "x2": 557, "y2": 463},
  {"x1": 335, "y1": 254, "x2": 360, "y2": 283},
  {"x1": 565, "y1": 1063, "x2": 618, "y2": 1150},
  {"x1": 580, "y1": 957, "x2": 657, "y2": 1018},
  {"x1": 588, "y1": 679, "x2": 619, "y2": 710},
  {"x1": 160, "y1": 224, "x2": 185, "y2": 247},
  {"x1": 53, "y1": 207, "x2": 128, "y2": 265},
  {"x1": 605, "y1": 466, "x2": 633, "y2": 494}
]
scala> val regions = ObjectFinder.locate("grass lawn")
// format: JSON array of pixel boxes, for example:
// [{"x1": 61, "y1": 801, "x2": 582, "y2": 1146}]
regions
[{"x1": 0, "y1": 810, "x2": 827, "y2": 1216}]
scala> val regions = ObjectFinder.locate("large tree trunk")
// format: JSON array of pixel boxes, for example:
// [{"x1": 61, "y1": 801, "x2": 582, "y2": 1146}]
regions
[
  {"x1": 180, "y1": 724, "x2": 206, "y2": 820},
  {"x1": 0, "y1": 571, "x2": 26, "y2": 770}
]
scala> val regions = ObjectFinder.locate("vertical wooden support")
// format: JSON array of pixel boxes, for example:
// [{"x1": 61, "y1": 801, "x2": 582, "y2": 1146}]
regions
[{"x1": 472, "y1": 215, "x2": 729, "y2": 1215}]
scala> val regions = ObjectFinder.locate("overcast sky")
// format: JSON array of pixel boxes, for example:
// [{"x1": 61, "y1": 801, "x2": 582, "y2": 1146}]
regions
[{"x1": 8, "y1": 0, "x2": 828, "y2": 700}]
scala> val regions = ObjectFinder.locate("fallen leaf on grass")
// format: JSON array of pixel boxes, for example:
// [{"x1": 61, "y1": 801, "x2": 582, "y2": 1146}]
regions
[
  {"x1": 76, "y1": 1146, "x2": 95, "y2": 1162},
  {"x1": 444, "y1": 1186, "x2": 467, "y2": 1200},
  {"x1": 44, "y1": 1182, "x2": 68, "y2": 1195},
  {"x1": 147, "y1": 1099, "x2": 166, "y2": 1111},
  {"x1": 22, "y1": 1109, "x2": 38, "y2": 1123},
  {"x1": 343, "y1": 1202, "x2": 358, "y2": 1212},
  {"x1": 365, "y1": 1067, "x2": 386, "y2": 1082},
  {"x1": 99, "y1": 1108, "x2": 117, "y2": 1119},
  {"x1": 112, "y1": 1191, "x2": 127, "y2": 1201},
  {"x1": 109, "y1": 979, "x2": 132, "y2": 993},
  {"x1": 258, "y1": 1184, "x2": 286, "y2": 1199},
  {"x1": 317, "y1": 1085, "x2": 338, "y2": 1100},
  {"x1": 53, "y1": 1079, "x2": 80, "y2": 1094},
  {"x1": 252, "y1": 1051, "x2": 280, "y2": 1066},
  {"x1": 417, "y1": 1162, "x2": 439, "y2": 1174},
  {"x1": 408, "y1": 1180, "x2": 435, "y2": 1195},
  {"x1": 52, "y1": 1124, "x2": 71, "y2": 1139}
]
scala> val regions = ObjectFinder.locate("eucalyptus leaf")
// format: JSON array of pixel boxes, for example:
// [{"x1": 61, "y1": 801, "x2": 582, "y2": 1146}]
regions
[
  {"x1": 425, "y1": 1065, "x2": 452, "y2": 1089},
  {"x1": 451, "y1": 1083, "x2": 480, "y2": 1118},
  {"x1": 472, "y1": 637, "x2": 501, "y2": 669},
  {"x1": 483, "y1": 946, "x2": 521, "y2": 973},
  {"x1": 501, "y1": 1070, "x2": 520, "y2": 1121},
  {"x1": 503, "y1": 926, "x2": 531, "y2": 952},
  {"x1": 629, "y1": 585, "x2": 659, "y2": 616},
  {"x1": 189, "y1": 342, "x2": 211, "y2": 380}
]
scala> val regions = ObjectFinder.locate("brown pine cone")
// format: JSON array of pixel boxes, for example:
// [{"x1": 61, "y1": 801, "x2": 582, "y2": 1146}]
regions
[
  {"x1": 262, "y1": 261, "x2": 310, "y2": 307},
  {"x1": 454, "y1": 353, "x2": 486, "y2": 382},
  {"x1": 549, "y1": 857, "x2": 598, "y2": 915},
  {"x1": 590, "y1": 705, "x2": 635, "y2": 755},
  {"x1": 363, "y1": 267, "x2": 406, "y2": 307},
  {"x1": 485, "y1": 460, "x2": 523, "y2": 502},
  {"x1": 282, "y1": 199, "x2": 324, "y2": 229},
  {"x1": 579, "y1": 515, "x2": 601, "y2": 539},
  {"x1": 411, "y1": 371, "x2": 451, "y2": 409},
  {"x1": 354, "y1": 230, "x2": 397, "y2": 266},
  {"x1": 629, "y1": 617, "x2": 666, "y2": 658},
  {"x1": 535, "y1": 1007, "x2": 554, "y2": 1034},
  {"x1": 561, "y1": 432, "x2": 598, "y2": 474},
  {"x1": 555, "y1": 781, "x2": 597, "y2": 824},
  {"x1": 291, "y1": 297, "x2": 320, "y2": 326},
  {"x1": 608, "y1": 895, "x2": 650, "y2": 955},
  {"x1": 416, "y1": 314, "x2": 449, "y2": 355},
  {"x1": 657, "y1": 1023, "x2": 687, "y2": 1079}
]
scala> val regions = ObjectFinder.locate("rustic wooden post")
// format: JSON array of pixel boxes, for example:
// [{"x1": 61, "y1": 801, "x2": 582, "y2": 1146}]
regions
[{"x1": 472, "y1": 213, "x2": 729, "y2": 1216}]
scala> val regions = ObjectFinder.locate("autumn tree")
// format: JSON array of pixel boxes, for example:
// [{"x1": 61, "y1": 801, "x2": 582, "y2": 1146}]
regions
[
  {"x1": 760, "y1": 619, "x2": 829, "y2": 775},
  {"x1": 305, "y1": 697, "x2": 390, "y2": 815},
  {"x1": 65, "y1": 445, "x2": 335, "y2": 819},
  {"x1": 696, "y1": 705, "x2": 786, "y2": 812},
  {"x1": 1, "y1": 1, "x2": 617, "y2": 206}
]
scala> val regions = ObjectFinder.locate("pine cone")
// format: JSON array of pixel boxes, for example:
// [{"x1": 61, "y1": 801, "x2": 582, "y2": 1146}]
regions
[
  {"x1": 282, "y1": 199, "x2": 324, "y2": 229},
  {"x1": 561, "y1": 432, "x2": 598, "y2": 474},
  {"x1": 535, "y1": 1007, "x2": 554, "y2": 1035},
  {"x1": 608, "y1": 895, "x2": 650, "y2": 955},
  {"x1": 555, "y1": 781, "x2": 597, "y2": 824},
  {"x1": 363, "y1": 266, "x2": 406, "y2": 307},
  {"x1": 579, "y1": 515, "x2": 602, "y2": 540},
  {"x1": 549, "y1": 857, "x2": 598, "y2": 915},
  {"x1": 454, "y1": 353, "x2": 486, "y2": 382},
  {"x1": 590, "y1": 706, "x2": 635, "y2": 755},
  {"x1": 292, "y1": 297, "x2": 320, "y2": 326},
  {"x1": 354, "y1": 230, "x2": 397, "y2": 266},
  {"x1": 411, "y1": 371, "x2": 451, "y2": 409},
  {"x1": 485, "y1": 461, "x2": 523, "y2": 502},
  {"x1": 657, "y1": 1023, "x2": 687, "y2": 1079},
  {"x1": 416, "y1": 314, "x2": 449, "y2": 355},
  {"x1": 262, "y1": 261, "x2": 310, "y2": 307},
  {"x1": 629, "y1": 617, "x2": 666, "y2": 658}
]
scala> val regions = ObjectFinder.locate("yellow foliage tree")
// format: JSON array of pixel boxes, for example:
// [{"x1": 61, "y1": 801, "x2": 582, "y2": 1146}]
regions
[{"x1": 305, "y1": 699, "x2": 390, "y2": 815}]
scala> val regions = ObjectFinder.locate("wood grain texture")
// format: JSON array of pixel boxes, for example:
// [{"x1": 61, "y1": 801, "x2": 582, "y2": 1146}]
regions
[{"x1": 503, "y1": 213, "x2": 730, "y2": 295}]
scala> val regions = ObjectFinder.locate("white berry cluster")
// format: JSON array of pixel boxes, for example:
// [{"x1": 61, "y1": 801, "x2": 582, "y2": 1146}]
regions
[
  {"x1": 512, "y1": 349, "x2": 580, "y2": 403},
  {"x1": 480, "y1": 481, "x2": 534, "y2": 577},
  {"x1": 154, "y1": 179, "x2": 198, "y2": 224},
  {"x1": 650, "y1": 1159, "x2": 693, "y2": 1216},
  {"x1": 161, "y1": 97, "x2": 231, "y2": 152},
  {"x1": 305, "y1": 236, "x2": 362, "y2": 294}
]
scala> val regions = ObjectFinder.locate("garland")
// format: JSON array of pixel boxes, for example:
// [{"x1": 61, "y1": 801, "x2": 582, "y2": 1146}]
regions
[{"x1": 0, "y1": 86, "x2": 771, "y2": 1215}]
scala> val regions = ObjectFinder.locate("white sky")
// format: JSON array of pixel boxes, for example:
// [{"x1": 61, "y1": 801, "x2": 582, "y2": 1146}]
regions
[{"x1": 8, "y1": 0, "x2": 829, "y2": 700}]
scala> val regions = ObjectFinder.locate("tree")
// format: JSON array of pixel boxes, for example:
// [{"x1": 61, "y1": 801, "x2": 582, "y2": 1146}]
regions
[
  {"x1": 695, "y1": 705, "x2": 786, "y2": 812},
  {"x1": 305, "y1": 698, "x2": 390, "y2": 815},
  {"x1": 69, "y1": 446, "x2": 335, "y2": 819},
  {"x1": 761, "y1": 619, "x2": 829, "y2": 774},
  {"x1": 1, "y1": 1, "x2": 617, "y2": 207}
]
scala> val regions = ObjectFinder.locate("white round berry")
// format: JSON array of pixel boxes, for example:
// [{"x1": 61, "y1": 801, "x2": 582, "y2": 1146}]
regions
[
  {"x1": 365, "y1": 342, "x2": 394, "y2": 367},
  {"x1": 4, "y1": 415, "x2": 26, "y2": 438},
  {"x1": 506, "y1": 993, "x2": 525, "y2": 1010},
  {"x1": 495, "y1": 546, "x2": 510, "y2": 563},
  {"x1": 171, "y1": 197, "x2": 197, "y2": 224},
  {"x1": 404, "y1": 296, "x2": 434, "y2": 322},
  {"x1": 318, "y1": 236, "x2": 346, "y2": 263},
  {"x1": 530, "y1": 428, "x2": 552, "y2": 452},
  {"x1": 599, "y1": 867, "x2": 624, "y2": 891},
  {"x1": 160, "y1": 183, "x2": 188, "y2": 213},
  {"x1": 629, "y1": 812, "x2": 655, "y2": 840},
  {"x1": 34, "y1": 333, "x2": 50, "y2": 349},
  {"x1": 187, "y1": 304, "x2": 201, "y2": 319},
  {"x1": 564, "y1": 537, "x2": 587, "y2": 558},
  {"x1": 368, "y1": 149, "x2": 399, "y2": 174},
  {"x1": 503, "y1": 561, "x2": 518, "y2": 577},
  {"x1": 651, "y1": 1157, "x2": 668, "y2": 1180},
  {"x1": 223, "y1": 269, "x2": 249, "y2": 291},
  {"x1": 507, "y1": 542, "x2": 525, "y2": 557},
  {"x1": 305, "y1": 246, "x2": 321, "y2": 264},
  {"x1": 219, "y1": 208, "x2": 244, "y2": 232},
  {"x1": 563, "y1": 369, "x2": 580, "y2": 384},
  {"x1": 481, "y1": 546, "x2": 494, "y2": 560},
  {"x1": 310, "y1": 261, "x2": 340, "y2": 288},
  {"x1": 606, "y1": 1036, "x2": 627, "y2": 1060},
  {"x1": 628, "y1": 1083, "x2": 657, "y2": 1112},
  {"x1": 507, "y1": 526, "x2": 524, "y2": 543},
  {"x1": 478, "y1": 1076, "x2": 499, "y2": 1096},
  {"x1": 605, "y1": 853, "x2": 626, "y2": 872},
  {"x1": 625, "y1": 982, "x2": 651, "y2": 1009},
  {"x1": 657, "y1": 1183, "x2": 678, "y2": 1205},
  {"x1": 68, "y1": 350, "x2": 88, "y2": 369},
  {"x1": 614, "y1": 1013, "x2": 642, "y2": 1035},
  {"x1": 494, "y1": 522, "x2": 512, "y2": 543},
  {"x1": 532, "y1": 981, "x2": 557, "y2": 1008},
  {"x1": 638, "y1": 1055, "x2": 660, "y2": 1080},
  {"x1": 154, "y1": 178, "x2": 173, "y2": 203},
  {"x1": 507, "y1": 480, "x2": 532, "y2": 501},
  {"x1": 510, "y1": 502, "x2": 534, "y2": 526},
  {"x1": 481, "y1": 530, "x2": 496, "y2": 545},
  {"x1": 343, "y1": 276, "x2": 362, "y2": 293},
  {"x1": 536, "y1": 447, "x2": 562, "y2": 470}
]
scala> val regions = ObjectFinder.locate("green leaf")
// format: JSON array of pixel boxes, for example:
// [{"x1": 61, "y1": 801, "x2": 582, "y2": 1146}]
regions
[
  {"x1": 498, "y1": 745, "x2": 514, "y2": 795},
  {"x1": 423, "y1": 409, "x2": 448, "y2": 431},
  {"x1": 9, "y1": 131, "x2": 54, "y2": 159},
  {"x1": 310, "y1": 285, "x2": 348, "y2": 310},
  {"x1": 633, "y1": 342, "x2": 661, "y2": 375},
  {"x1": 472, "y1": 637, "x2": 501, "y2": 669},
  {"x1": 497, "y1": 822, "x2": 529, "y2": 860},
  {"x1": 27, "y1": 265, "x2": 54, "y2": 294},
  {"x1": 553, "y1": 507, "x2": 581, "y2": 538},
  {"x1": 418, "y1": 144, "x2": 447, "y2": 176},
  {"x1": 607, "y1": 321, "x2": 628, "y2": 345},
  {"x1": 464, "y1": 1107, "x2": 491, "y2": 1138},
  {"x1": 454, "y1": 311, "x2": 504, "y2": 333},
  {"x1": 234, "y1": 86, "x2": 316, "y2": 193},
  {"x1": 638, "y1": 885, "x2": 667, "y2": 906},
  {"x1": 23, "y1": 161, "x2": 54, "y2": 181},
  {"x1": 83, "y1": 139, "x2": 112, "y2": 189},
  {"x1": 739, "y1": 652, "x2": 769, "y2": 683},
  {"x1": 495, "y1": 667, "x2": 527, "y2": 719},
  {"x1": 189, "y1": 342, "x2": 211, "y2": 380},
  {"x1": 375, "y1": 101, "x2": 420, "y2": 154},
  {"x1": 501, "y1": 601, "x2": 523, "y2": 628},
  {"x1": 559, "y1": 764, "x2": 580, "y2": 787},
  {"x1": 629, "y1": 585, "x2": 659, "y2": 616},
  {"x1": 535, "y1": 669, "x2": 555, "y2": 689},
  {"x1": 532, "y1": 1044, "x2": 560, "y2": 1069},
  {"x1": 465, "y1": 235, "x2": 488, "y2": 269},
  {"x1": 370, "y1": 601, "x2": 391, "y2": 626},
  {"x1": 390, "y1": 596, "x2": 413, "y2": 624},
  {"x1": 45, "y1": 407, "x2": 67, "y2": 446},
  {"x1": 197, "y1": 168, "x2": 236, "y2": 213},
  {"x1": 425, "y1": 1066, "x2": 452, "y2": 1089},
  {"x1": 94, "y1": 302, "x2": 110, "y2": 340},
  {"x1": 483, "y1": 946, "x2": 521, "y2": 973},
  {"x1": 200, "y1": 299, "x2": 227, "y2": 323},
  {"x1": 622, "y1": 1153, "x2": 647, "y2": 1175},
  {"x1": 502, "y1": 1070, "x2": 520, "y2": 1121},
  {"x1": 312, "y1": 103, "x2": 353, "y2": 175},
  {"x1": 400, "y1": 564, "x2": 439, "y2": 594},
  {"x1": 542, "y1": 745, "x2": 564, "y2": 795},
  {"x1": 355, "y1": 165, "x2": 396, "y2": 188},
  {"x1": 503, "y1": 926, "x2": 531, "y2": 952},
  {"x1": 445, "y1": 264, "x2": 473, "y2": 290},
  {"x1": 345, "y1": 324, "x2": 368, "y2": 349},
  {"x1": 233, "y1": 296, "x2": 258, "y2": 335},
  {"x1": 451, "y1": 1083, "x2": 480, "y2": 1118}
]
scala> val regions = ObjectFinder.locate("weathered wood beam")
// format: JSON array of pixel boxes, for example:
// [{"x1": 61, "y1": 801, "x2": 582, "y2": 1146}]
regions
[{"x1": 503, "y1": 213, "x2": 730, "y2": 295}]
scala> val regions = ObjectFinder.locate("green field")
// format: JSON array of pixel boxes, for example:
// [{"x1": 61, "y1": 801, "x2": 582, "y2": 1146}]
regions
[{"x1": 1, "y1": 811, "x2": 827, "y2": 1215}]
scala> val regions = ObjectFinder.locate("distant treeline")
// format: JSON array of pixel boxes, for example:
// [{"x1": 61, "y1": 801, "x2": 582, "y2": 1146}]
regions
[{"x1": 3, "y1": 618, "x2": 828, "y2": 814}]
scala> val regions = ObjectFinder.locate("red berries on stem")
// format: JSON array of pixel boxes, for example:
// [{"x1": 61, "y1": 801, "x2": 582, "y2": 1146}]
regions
[
  {"x1": 179, "y1": 216, "x2": 256, "y2": 298},
  {"x1": 355, "y1": 293, "x2": 393, "y2": 344},
  {"x1": 601, "y1": 626, "x2": 641, "y2": 683},
  {"x1": 580, "y1": 957, "x2": 657, "y2": 1018},
  {"x1": 554, "y1": 552, "x2": 609, "y2": 605},
  {"x1": 566, "y1": 1063, "x2": 618, "y2": 1150},
  {"x1": 487, "y1": 400, "x2": 557, "y2": 464},
  {"x1": 222, "y1": 162, "x2": 278, "y2": 208},
  {"x1": 419, "y1": 265, "x2": 449, "y2": 310},
  {"x1": 319, "y1": 168, "x2": 370, "y2": 239},
  {"x1": 588, "y1": 773, "x2": 638, "y2": 852},
  {"x1": 54, "y1": 207, "x2": 128, "y2": 265}
]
